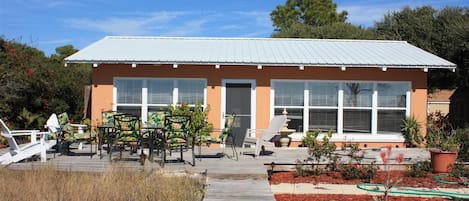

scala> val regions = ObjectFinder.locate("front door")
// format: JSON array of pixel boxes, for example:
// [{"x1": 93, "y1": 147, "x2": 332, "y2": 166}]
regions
[{"x1": 222, "y1": 80, "x2": 256, "y2": 147}]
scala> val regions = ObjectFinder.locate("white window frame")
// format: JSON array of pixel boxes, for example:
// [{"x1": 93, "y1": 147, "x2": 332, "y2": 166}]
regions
[
  {"x1": 271, "y1": 79, "x2": 411, "y2": 136},
  {"x1": 114, "y1": 77, "x2": 207, "y2": 123}
]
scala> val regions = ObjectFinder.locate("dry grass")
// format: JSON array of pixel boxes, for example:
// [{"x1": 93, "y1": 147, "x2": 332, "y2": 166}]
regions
[{"x1": 0, "y1": 166, "x2": 206, "y2": 201}]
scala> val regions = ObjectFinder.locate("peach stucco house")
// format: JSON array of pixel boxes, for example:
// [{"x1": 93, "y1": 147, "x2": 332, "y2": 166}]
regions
[{"x1": 65, "y1": 36, "x2": 456, "y2": 148}]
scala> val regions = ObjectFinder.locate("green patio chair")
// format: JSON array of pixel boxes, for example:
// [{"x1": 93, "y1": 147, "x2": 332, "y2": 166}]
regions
[
  {"x1": 113, "y1": 114, "x2": 140, "y2": 160},
  {"x1": 197, "y1": 114, "x2": 237, "y2": 160},
  {"x1": 98, "y1": 110, "x2": 123, "y2": 159},
  {"x1": 164, "y1": 115, "x2": 192, "y2": 165},
  {"x1": 57, "y1": 112, "x2": 95, "y2": 157}
]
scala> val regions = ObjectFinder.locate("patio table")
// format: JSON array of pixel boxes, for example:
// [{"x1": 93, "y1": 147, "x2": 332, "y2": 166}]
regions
[{"x1": 141, "y1": 124, "x2": 166, "y2": 165}]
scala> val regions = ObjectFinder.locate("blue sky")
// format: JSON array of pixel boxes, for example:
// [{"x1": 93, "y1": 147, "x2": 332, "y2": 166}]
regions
[{"x1": 1, "y1": 0, "x2": 467, "y2": 56}]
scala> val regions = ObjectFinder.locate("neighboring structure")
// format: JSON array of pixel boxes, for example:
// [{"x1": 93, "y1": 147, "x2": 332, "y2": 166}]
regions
[
  {"x1": 65, "y1": 36, "x2": 456, "y2": 148},
  {"x1": 427, "y1": 89, "x2": 455, "y2": 115},
  {"x1": 450, "y1": 87, "x2": 469, "y2": 128}
]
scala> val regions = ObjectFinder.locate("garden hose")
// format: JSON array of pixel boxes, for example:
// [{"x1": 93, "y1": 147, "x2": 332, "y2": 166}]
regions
[
  {"x1": 434, "y1": 173, "x2": 469, "y2": 186},
  {"x1": 356, "y1": 183, "x2": 469, "y2": 200}
]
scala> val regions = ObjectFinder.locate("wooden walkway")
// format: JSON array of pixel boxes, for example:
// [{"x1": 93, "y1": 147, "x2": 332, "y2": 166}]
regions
[{"x1": 0, "y1": 144, "x2": 432, "y2": 201}]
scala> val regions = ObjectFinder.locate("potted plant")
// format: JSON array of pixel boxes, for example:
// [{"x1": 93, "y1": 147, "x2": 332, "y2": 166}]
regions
[
  {"x1": 426, "y1": 112, "x2": 461, "y2": 173},
  {"x1": 400, "y1": 116, "x2": 423, "y2": 148}
]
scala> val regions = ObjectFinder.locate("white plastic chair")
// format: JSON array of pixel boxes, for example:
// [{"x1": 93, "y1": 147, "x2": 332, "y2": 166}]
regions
[
  {"x1": 0, "y1": 119, "x2": 55, "y2": 165},
  {"x1": 241, "y1": 115, "x2": 287, "y2": 157}
]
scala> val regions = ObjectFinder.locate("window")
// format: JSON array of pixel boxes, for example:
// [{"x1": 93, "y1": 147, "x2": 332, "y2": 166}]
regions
[
  {"x1": 115, "y1": 78, "x2": 206, "y2": 122},
  {"x1": 178, "y1": 80, "x2": 205, "y2": 105},
  {"x1": 343, "y1": 82, "x2": 372, "y2": 133},
  {"x1": 148, "y1": 80, "x2": 173, "y2": 105},
  {"x1": 377, "y1": 83, "x2": 408, "y2": 133},
  {"x1": 273, "y1": 82, "x2": 304, "y2": 132},
  {"x1": 272, "y1": 80, "x2": 409, "y2": 135},
  {"x1": 308, "y1": 82, "x2": 338, "y2": 131}
]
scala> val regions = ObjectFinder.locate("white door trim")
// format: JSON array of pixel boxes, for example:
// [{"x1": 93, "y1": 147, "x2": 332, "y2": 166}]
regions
[{"x1": 221, "y1": 79, "x2": 256, "y2": 130}]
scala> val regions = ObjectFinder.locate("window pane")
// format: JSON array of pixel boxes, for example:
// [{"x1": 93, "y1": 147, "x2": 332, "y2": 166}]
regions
[
  {"x1": 309, "y1": 109, "x2": 337, "y2": 132},
  {"x1": 116, "y1": 106, "x2": 141, "y2": 117},
  {"x1": 309, "y1": 82, "x2": 338, "y2": 106},
  {"x1": 378, "y1": 83, "x2": 407, "y2": 107},
  {"x1": 274, "y1": 82, "x2": 304, "y2": 106},
  {"x1": 344, "y1": 83, "x2": 372, "y2": 107},
  {"x1": 275, "y1": 108, "x2": 303, "y2": 132},
  {"x1": 343, "y1": 109, "x2": 371, "y2": 133},
  {"x1": 178, "y1": 80, "x2": 205, "y2": 104},
  {"x1": 116, "y1": 79, "x2": 142, "y2": 104},
  {"x1": 378, "y1": 110, "x2": 405, "y2": 133},
  {"x1": 148, "y1": 80, "x2": 173, "y2": 104}
]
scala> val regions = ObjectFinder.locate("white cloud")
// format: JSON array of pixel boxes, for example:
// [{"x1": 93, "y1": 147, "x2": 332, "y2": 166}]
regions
[
  {"x1": 38, "y1": 39, "x2": 72, "y2": 45},
  {"x1": 161, "y1": 19, "x2": 207, "y2": 36},
  {"x1": 65, "y1": 11, "x2": 187, "y2": 35}
]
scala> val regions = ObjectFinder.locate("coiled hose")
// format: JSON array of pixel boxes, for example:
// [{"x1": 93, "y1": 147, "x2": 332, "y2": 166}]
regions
[
  {"x1": 434, "y1": 173, "x2": 469, "y2": 186},
  {"x1": 356, "y1": 183, "x2": 469, "y2": 200}
]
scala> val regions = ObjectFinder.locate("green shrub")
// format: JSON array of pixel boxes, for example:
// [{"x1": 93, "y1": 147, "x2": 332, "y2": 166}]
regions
[{"x1": 407, "y1": 161, "x2": 432, "y2": 177}]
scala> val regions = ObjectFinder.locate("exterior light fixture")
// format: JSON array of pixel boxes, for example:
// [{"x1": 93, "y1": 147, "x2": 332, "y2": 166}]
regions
[
  {"x1": 452, "y1": 68, "x2": 456, "y2": 73},
  {"x1": 299, "y1": 65, "x2": 304, "y2": 70},
  {"x1": 381, "y1": 67, "x2": 387, "y2": 72},
  {"x1": 173, "y1": 64, "x2": 178, "y2": 69},
  {"x1": 257, "y1": 65, "x2": 263, "y2": 70},
  {"x1": 423, "y1": 68, "x2": 428, "y2": 72},
  {"x1": 64, "y1": 63, "x2": 68, "y2": 67},
  {"x1": 340, "y1": 66, "x2": 346, "y2": 71},
  {"x1": 131, "y1": 63, "x2": 137, "y2": 68},
  {"x1": 92, "y1": 63, "x2": 99, "y2": 68},
  {"x1": 215, "y1": 64, "x2": 220, "y2": 69}
]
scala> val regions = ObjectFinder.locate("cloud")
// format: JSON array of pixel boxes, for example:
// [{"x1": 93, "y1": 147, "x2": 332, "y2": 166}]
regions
[
  {"x1": 161, "y1": 19, "x2": 208, "y2": 36},
  {"x1": 64, "y1": 9, "x2": 275, "y2": 38},
  {"x1": 38, "y1": 39, "x2": 72, "y2": 45},
  {"x1": 65, "y1": 11, "x2": 187, "y2": 35}
]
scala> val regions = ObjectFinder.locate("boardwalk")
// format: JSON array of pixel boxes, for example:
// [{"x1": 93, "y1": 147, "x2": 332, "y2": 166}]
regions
[{"x1": 1, "y1": 144, "x2": 432, "y2": 201}]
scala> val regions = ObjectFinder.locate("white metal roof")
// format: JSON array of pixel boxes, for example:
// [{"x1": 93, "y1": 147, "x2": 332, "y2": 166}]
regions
[{"x1": 65, "y1": 36, "x2": 456, "y2": 69}]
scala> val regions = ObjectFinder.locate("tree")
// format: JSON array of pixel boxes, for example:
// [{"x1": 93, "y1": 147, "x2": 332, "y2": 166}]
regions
[
  {"x1": 271, "y1": 0, "x2": 347, "y2": 30},
  {"x1": 270, "y1": 0, "x2": 375, "y2": 39},
  {"x1": 374, "y1": 6, "x2": 468, "y2": 89},
  {"x1": 0, "y1": 37, "x2": 91, "y2": 129}
]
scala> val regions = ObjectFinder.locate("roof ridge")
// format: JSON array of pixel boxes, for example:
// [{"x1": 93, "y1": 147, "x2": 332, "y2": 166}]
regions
[{"x1": 103, "y1": 36, "x2": 408, "y2": 43}]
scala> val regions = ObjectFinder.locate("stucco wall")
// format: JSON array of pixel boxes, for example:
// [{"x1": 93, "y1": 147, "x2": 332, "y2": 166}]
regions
[{"x1": 91, "y1": 64, "x2": 427, "y2": 138}]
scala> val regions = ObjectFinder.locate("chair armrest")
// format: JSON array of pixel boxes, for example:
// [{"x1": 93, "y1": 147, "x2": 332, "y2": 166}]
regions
[
  {"x1": 69, "y1": 124, "x2": 88, "y2": 129},
  {"x1": 10, "y1": 130, "x2": 41, "y2": 136}
]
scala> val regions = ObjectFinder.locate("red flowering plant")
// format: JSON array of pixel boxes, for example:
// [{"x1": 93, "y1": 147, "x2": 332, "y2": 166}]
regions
[{"x1": 374, "y1": 146, "x2": 405, "y2": 201}]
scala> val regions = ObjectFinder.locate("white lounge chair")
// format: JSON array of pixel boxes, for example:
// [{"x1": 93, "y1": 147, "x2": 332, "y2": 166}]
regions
[
  {"x1": 241, "y1": 115, "x2": 287, "y2": 157},
  {"x1": 0, "y1": 119, "x2": 56, "y2": 165}
]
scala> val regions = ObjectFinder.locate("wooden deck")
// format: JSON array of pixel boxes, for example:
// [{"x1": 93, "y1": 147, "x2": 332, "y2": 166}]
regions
[{"x1": 1, "y1": 143, "x2": 432, "y2": 201}]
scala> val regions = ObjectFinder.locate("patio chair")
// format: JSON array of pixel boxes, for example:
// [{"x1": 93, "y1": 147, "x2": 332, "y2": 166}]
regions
[
  {"x1": 57, "y1": 112, "x2": 95, "y2": 157},
  {"x1": 44, "y1": 113, "x2": 62, "y2": 157},
  {"x1": 164, "y1": 115, "x2": 193, "y2": 166},
  {"x1": 98, "y1": 110, "x2": 123, "y2": 159},
  {"x1": 241, "y1": 115, "x2": 287, "y2": 157},
  {"x1": 113, "y1": 114, "x2": 140, "y2": 160},
  {"x1": 196, "y1": 114, "x2": 237, "y2": 160},
  {"x1": 0, "y1": 119, "x2": 56, "y2": 165}
]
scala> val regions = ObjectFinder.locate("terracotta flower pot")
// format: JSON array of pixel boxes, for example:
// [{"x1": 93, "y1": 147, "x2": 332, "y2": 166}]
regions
[{"x1": 430, "y1": 149, "x2": 458, "y2": 173}]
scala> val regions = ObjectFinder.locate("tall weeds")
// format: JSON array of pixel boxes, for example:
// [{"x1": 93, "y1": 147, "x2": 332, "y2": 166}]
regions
[{"x1": 0, "y1": 166, "x2": 205, "y2": 201}]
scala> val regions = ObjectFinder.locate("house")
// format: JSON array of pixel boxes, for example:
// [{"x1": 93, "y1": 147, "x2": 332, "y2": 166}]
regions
[
  {"x1": 427, "y1": 89, "x2": 455, "y2": 115},
  {"x1": 65, "y1": 36, "x2": 456, "y2": 148}
]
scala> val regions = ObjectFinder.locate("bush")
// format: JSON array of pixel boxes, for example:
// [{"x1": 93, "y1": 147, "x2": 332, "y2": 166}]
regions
[
  {"x1": 407, "y1": 161, "x2": 432, "y2": 177},
  {"x1": 338, "y1": 162, "x2": 377, "y2": 181}
]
